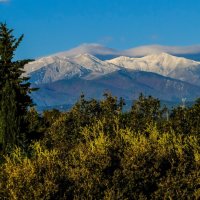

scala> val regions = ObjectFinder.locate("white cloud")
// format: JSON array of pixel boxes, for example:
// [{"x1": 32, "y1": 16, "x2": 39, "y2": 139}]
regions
[
  {"x1": 0, "y1": 0, "x2": 9, "y2": 2},
  {"x1": 123, "y1": 45, "x2": 200, "y2": 57}
]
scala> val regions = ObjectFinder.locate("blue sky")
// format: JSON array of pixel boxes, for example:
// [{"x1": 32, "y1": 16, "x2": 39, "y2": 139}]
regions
[{"x1": 1, "y1": 0, "x2": 200, "y2": 59}]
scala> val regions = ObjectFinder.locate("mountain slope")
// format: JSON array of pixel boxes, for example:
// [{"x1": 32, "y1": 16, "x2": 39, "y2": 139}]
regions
[
  {"x1": 24, "y1": 52, "x2": 200, "y2": 108},
  {"x1": 25, "y1": 54, "x2": 120, "y2": 84},
  {"x1": 25, "y1": 56, "x2": 91, "y2": 84},
  {"x1": 69, "y1": 54, "x2": 120, "y2": 79},
  {"x1": 108, "y1": 53, "x2": 200, "y2": 86},
  {"x1": 31, "y1": 70, "x2": 200, "y2": 107},
  {"x1": 26, "y1": 53, "x2": 200, "y2": 85}
]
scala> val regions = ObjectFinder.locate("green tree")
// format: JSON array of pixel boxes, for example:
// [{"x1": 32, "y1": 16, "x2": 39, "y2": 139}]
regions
[
  {"x1": 129, "y1": 94, "x2": 166, "y2": 133},
  {"x1": 170, "y1": 106, "x2": 189, "y2": 135},
  {"x1": 26, "y1": 107, "x2": 45, "y2": 141},
  {"x1": 188, "y1": 98, "x2": 200, "y2": 135},
  {"x1": 0, "y1": 81, "x2": 20, "y2": 151},
  {"x1": 0, "y1": 23, "x2": 34, "y2": 151}
]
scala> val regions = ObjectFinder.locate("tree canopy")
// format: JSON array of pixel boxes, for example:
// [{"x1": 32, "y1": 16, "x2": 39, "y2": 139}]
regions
[{"x1": 0, "y1": 23, "x2": 34, "y2": 151}]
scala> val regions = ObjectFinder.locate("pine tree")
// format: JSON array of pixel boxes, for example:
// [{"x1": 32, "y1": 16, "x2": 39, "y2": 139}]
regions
[
  {"x1": 0, "y1": 23, "x2": 34, "y2": 151},
  {"x1": 0, "y1": 81, "x2": 20, "y2": 151}
]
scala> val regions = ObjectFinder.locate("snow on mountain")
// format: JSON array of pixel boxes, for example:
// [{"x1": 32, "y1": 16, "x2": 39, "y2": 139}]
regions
[
  {"x1": 25, "y1": 52, "x2": 200, "y2": 86},
  {"x1": 25, "y1": 56, "x2": 91, "y2": 84},
  {"x1": 69, "y1": 54, "x2": 120, "y2": 77},
  {"x1": 24, "y1": 56, "x2": 60, "y2": 74},
  {"x1": 108, "y1": 52, "x2": 200, "y2": 85},
  {"x1": 24, "y1": 51, "x2": 200, "y2": 108},
  {"x1": 24, "y1": 54, "x2": 120, "y2": 84}
]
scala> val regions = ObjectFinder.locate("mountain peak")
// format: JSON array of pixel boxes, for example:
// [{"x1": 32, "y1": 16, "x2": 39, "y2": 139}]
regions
[
  {"x1": 143, "y1": 52, "x2": 177, "y2": 61},
  {"x1": 24, "y1": 49, "x2": 200, "y2": 108},
  {"x1": 158, "y1": 52, "x2": 172, "y2": 57},
  {"x1": 143, "y1": 52, "x2": 199, "y2": 66},
  {"x1": 71, "y1": 53, "x2": 103, "y2": 64},
  {"x1": 69, "y1": 53, "x2": 119, "y2": 75},
  {"x1": 108, "y1": 52, "x2": 200, "y2": 85},
  {"x1": 53, "y1": 43, "x2": 119, "y2": 58},
  {"x1": 74, "y1": 53, "x2": 98, "y2": 59}
]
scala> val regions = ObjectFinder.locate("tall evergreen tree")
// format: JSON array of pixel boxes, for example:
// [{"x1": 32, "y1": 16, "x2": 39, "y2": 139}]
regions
[
  {"x1": 0, "y1": 23, "x2": 34, "y2": 151},
  {"x1": 0, "y1": 81, "x2": 20, "y2": 151}
]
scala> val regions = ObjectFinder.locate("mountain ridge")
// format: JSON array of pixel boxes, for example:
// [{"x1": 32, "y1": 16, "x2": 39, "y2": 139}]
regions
[
  {"x1": 24, "y1": 51, "x2": 200, "y2": 108},
  {"x1": 25, "y1": 52, "x2": 200, "y2": 85},
  {"x1": 108, "y1": 52, "x2": 200, "y2": 85}
]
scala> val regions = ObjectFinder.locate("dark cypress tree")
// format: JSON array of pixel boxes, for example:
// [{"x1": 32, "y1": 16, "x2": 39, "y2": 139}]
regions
[
  {"x1": 0, "y1": 23, "x2": 34, "y2": 151},
  {"x1": 0, "y1": 81, "x2": 20, "y2": 151}
]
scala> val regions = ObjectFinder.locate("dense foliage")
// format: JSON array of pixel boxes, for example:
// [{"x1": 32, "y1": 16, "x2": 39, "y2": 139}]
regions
[
  {"x1": 0, "y1": 23, "x2": 35, "y2": 152},
  {"x1": 0, "y1": 94, "x2": 199, "y2": 199},
  {"x1": 0, "y1": 24, "x2": 199, "y2": 199}
]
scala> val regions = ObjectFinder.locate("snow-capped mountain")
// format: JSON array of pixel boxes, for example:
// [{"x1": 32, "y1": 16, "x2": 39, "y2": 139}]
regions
[
  {"x1": 25, "y1": 54, "x2": 120, "y2": 84},
  {"x1": 108, "y1": 53, "x2": 200, "y2": 86},
  {"x1": 69, "y1": 54, "x2": 120, "y2": 78},
  {"x1": 24, "y1": 56, "x2": 91, "y2": 84},
  {"x1": 26, "y1": 52, "x2": 200, "y2": 85},
  {"x1": 24, "y1": 52, "x2": 200, "y2": 108}
]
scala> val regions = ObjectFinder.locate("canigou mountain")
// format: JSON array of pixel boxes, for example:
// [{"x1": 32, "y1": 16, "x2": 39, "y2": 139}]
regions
[{"x1": 24, "y1": 46, "x2": 200, "y2": 108}]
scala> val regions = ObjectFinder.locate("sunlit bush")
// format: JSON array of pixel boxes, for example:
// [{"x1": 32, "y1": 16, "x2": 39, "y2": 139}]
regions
[
  {"x1": 0, "y1": 117, "x2": 199, "y2": 199},
  {"x1": 0, "y1": 142, "x2": 70, "y2": 199}
]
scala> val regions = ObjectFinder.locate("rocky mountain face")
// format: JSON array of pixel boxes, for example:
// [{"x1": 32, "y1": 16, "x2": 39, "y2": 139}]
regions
[{"x1": 24, "y1": 51, "x2": 200, "y2": 109}]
